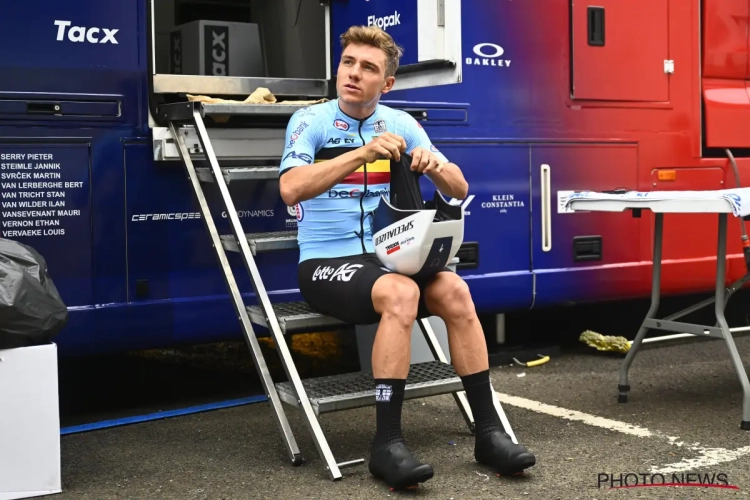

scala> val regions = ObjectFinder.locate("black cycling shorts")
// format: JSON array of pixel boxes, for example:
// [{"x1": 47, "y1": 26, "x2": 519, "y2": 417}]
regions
[{"x1": 298, "y1": 253, "x2": 452, "y2": 325}]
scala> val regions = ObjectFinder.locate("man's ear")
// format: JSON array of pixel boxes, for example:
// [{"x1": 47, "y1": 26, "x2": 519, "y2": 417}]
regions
[{"x1": 381, "y1": 76, "x2": 396, "y2": 94}]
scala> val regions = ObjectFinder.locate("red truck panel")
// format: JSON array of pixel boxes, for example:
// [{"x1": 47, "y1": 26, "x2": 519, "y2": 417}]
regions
[
  {"x1": 703, "y1": 78, "x2": 750, "y2": 147},
  {"x1": 702, "y1": 0, "x2": 749, "y2": 80}
]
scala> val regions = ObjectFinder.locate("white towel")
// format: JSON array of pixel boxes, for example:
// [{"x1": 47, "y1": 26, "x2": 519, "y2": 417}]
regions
[{"x1": 564, "y1": 188, "x2": 750, "y2": 218}]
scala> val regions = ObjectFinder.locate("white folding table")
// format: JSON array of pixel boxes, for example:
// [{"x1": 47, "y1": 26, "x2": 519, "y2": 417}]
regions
[{"x1": 565, "y1": 188, "x2": 750, "y2": 429}]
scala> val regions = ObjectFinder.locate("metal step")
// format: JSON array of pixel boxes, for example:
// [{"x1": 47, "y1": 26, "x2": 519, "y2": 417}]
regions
[
  {"x1": 246, "y1": 301, "x2": 345, "y2": 334},
  {"x1": 221, "y1": 231, "x2": 297, "y2": 255},
  {"x1": 275, "y1": 361, "x2": 463, "y2": 415},
  {"x1": 196, "y1": 166, "x2": 279, "y2": 183},
  {"x1": 152, "y1": 74, "x2": 329, "y2": 98},
  {"x1": 159, "y1": 101, "x2": 313, "y2": 122}
]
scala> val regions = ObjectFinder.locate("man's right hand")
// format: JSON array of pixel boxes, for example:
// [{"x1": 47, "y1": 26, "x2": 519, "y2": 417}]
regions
[{"x1": 360, "y1": 132, "x2": 407, "y2": 164}]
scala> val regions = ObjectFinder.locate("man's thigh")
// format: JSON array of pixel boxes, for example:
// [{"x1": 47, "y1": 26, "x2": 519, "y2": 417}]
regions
[
  {"x1": 414, "y1": 267, "x2": 454, "y2": 319},
  {"x1": 298, "y1": 254, "x2": 389, "y2": 325}
]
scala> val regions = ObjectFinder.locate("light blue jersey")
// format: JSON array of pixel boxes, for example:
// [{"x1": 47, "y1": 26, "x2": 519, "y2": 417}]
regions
[{"x1": 280, "y1": 99, "x2": 449, "y2": 262}]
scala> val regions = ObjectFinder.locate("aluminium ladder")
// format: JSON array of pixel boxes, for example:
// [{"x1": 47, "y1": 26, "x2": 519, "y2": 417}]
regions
[{"x1": 158, "y1": 99, "x2": 518, "y2": 481}]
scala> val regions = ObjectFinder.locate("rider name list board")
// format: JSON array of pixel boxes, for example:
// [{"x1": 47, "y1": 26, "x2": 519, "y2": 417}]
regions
[{"x1": 0, "y1": 145, "x2": 89, "y2": 239}]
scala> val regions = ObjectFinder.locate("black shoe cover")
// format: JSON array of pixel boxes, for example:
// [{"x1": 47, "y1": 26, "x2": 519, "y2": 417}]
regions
[
  {"x1": 475, "y1": 430, "x2": 536, "y2": 475},
  {"x1": 369, "y1": 440, "x2": 434, "y2": 490}
]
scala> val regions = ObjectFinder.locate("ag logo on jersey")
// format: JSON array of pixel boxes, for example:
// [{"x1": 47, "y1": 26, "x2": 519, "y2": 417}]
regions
[
  {"x1": 334, "y1": 119, "x2": 349, "y2": 131},
  {"x1": 374, "y1": 119, "x2": 387, "y2": 134}
]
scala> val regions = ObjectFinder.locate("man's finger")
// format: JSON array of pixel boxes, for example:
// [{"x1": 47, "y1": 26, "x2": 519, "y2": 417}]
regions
[
  {"x1": 418, "y1": 154, "x2": 433, "y2": 173},
  {"x1": 411, "y1": 149, "x2": 422, "y2": 170},
  {"x1": 381, "y1": 141, "x2": 400, "y2": 161}
]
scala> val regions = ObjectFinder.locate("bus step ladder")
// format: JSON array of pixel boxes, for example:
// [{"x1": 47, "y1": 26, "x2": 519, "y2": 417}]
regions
[{"x1": 159, "y1": 100, "x2": 518, "y2": 480}]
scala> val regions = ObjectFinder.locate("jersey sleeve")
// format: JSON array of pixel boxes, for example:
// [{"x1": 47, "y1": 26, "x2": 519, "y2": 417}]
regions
[
  {"x1": 400, "y1": 113, "x2": 449, "y2": 164},
  {"x1": 280, "y1": 107, "x2": 321, "y2": 175}
]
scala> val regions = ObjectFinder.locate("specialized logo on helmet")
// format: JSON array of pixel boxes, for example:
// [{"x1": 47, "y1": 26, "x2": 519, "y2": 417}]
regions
[
  {"x1": 333, "y1": 119, "x2": 349, "y2": 131},
  {"x1": 312, "y1": 263, "x2": 363, "y2": 282},
  {"x1": 54, "y1": 20, "x2": 119, "y2": 44},
  {"x1": 375, "y1": 220, "x2": 413, "y2": 246}
]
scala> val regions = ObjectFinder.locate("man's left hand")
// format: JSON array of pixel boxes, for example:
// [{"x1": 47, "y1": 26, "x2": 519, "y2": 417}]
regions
[{"x1": 410, "y1": 147, "x2": 445, "y2": 176}]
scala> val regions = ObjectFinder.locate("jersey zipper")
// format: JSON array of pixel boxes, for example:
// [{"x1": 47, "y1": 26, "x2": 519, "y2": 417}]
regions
[{"x1": 357, "y1": 119, "x2": 367, "y2": 254}]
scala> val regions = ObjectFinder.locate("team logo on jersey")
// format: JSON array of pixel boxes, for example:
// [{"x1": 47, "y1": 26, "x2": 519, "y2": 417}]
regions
[
  {"x1": 283, "y1": 150, "x2": 313, "y2": 164},
  {"x1": 374, "y1": 119, "x2": 387, "y2": 134},
  {"x1": 295, "y1": 203, "x2": 304, "y2": 222},
  {"x1": 286, "y1": 121, "x2": 309, "y2": 149},
  {"x1": 334, "y1": 119, "x2": 349, "y2": 131}
]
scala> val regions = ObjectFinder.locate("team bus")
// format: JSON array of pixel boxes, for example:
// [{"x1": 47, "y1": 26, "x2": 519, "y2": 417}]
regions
[{"x1": 1, "y1": 0, "x2": 747, "y2": 357}]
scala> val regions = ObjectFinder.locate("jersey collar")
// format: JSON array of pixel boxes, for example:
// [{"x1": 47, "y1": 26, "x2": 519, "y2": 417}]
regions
[{"x1": 335, "y1": 98, "x2": 380, "y2": 128}]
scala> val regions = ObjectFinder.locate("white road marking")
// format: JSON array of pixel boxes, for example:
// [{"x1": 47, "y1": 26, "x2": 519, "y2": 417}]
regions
[
  {"x1": 650, "y1": 446, "x2": 750, "y2": 475},
  {"x1": 495, "y1": 392, "x2": 750, "y2": 473},
  {"x1": 496, "y1": 393, "x2": 654, "y2": 437}
]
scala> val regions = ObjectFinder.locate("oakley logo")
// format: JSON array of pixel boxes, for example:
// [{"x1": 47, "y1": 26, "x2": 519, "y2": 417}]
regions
[{"x1": 54, "y1": 20, "x2": 119, "y2": 44}]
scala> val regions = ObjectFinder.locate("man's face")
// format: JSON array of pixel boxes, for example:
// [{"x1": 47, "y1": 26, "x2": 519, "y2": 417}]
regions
[{"x1": 336, "y1": 43, "x2": 395, "y2": 107}]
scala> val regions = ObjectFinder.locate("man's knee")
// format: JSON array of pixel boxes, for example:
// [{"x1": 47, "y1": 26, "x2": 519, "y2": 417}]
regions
[
  {"x1": 425, "y1": 272, "x2": 476, "y2": 319},
  {"x1": 373, "y1": 274, "x2": 420, "y2": 321}
]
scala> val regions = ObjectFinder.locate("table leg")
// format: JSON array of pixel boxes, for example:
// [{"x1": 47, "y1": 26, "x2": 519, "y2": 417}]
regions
[
  {"x1": 618, "y1": 213, "x2": 664, "y2": 403},
  {"x1": 714, "y1": 213, "x2": 750, "y2": 429}
]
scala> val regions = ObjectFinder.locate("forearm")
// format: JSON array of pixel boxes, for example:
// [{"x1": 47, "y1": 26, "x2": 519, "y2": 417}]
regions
[
  {"x1": 426, "y1": 163, "x2": 469, "y2": 200},
  {"x1": 280, "y1": 149, "x2": 365, "y2": 205}
]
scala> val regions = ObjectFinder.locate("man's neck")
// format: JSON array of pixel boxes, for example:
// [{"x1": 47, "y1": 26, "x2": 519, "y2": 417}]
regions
[{"x1": 338, "y1": 99, "x2": 377, "y2": 121}]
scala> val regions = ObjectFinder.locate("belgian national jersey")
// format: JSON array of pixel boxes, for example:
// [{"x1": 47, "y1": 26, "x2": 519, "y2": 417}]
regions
[{"x1": 279, "y1": 99, "x2": 449, "y2": 262}]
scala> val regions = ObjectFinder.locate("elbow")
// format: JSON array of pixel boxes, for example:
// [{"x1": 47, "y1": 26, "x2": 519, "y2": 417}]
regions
[
  {"x1": 279, "y1": 178, "x2": 300, "y2": 207},
  {"x1": 456, "y1": 180, "x2": 469, "y2": 201}
]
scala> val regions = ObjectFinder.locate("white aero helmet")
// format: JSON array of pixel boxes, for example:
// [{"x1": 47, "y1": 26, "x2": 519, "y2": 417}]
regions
[{"x1": 371, "y1": 153, "x2": 465, "y2": 279}]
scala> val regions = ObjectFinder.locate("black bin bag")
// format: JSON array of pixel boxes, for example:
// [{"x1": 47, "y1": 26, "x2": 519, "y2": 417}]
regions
[{"x1": 0, "y1": 238, "x2": 69, "y2": 349}]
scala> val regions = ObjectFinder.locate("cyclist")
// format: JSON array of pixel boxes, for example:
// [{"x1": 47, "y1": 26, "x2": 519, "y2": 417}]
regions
[{"x1": 279, "y1": 24, "x2": 536, "y2": 490}]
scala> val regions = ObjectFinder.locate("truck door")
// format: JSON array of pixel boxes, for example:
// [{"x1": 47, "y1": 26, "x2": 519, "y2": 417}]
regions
[{"x1": 329, "y1": 0, "x2": 462, "y2": 91}]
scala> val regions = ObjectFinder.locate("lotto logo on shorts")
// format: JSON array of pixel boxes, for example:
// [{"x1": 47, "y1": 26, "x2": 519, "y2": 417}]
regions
[
  {"x1": 312, "y1": 263, "x2": 363, "y2": 282},
  {"x1": 375, "y1": 384, "x2": 393, "y2": 402}
]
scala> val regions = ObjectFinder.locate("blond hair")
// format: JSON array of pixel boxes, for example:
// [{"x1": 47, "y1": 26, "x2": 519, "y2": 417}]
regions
[{"x1": 340, "y1": 25, "x2": 404, "y2": 78}]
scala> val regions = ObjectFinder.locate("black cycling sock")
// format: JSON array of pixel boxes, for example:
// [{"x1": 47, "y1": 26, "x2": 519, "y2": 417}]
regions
[
  {"x1": 372, "y1": 378, "x2": 406, "y2": 447},
  {"x1": 461, "y1": 370, "x2": 502, "y2": 437}
]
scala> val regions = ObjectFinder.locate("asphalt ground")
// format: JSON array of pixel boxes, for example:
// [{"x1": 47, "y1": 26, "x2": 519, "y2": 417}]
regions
[{"x1": 40, "y1": 293, "x2": 750, "y2": 499}]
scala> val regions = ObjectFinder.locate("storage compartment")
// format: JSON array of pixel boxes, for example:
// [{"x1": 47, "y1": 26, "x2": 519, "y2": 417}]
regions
[
  {"x1": 570, "y1": 0, "x2": 670, "y2": 101},
  {"x1": 152, "y1": 0, "x2": 330, "y2": 98}
]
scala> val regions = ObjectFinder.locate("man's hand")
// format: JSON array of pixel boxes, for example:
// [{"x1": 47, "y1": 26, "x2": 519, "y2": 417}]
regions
[
  {"x1": 409, "y1": 147, "x2": 445, "y2": 176},
  {"x1": 360, "y1": 132, "x2": 407, "y2": 164}
]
